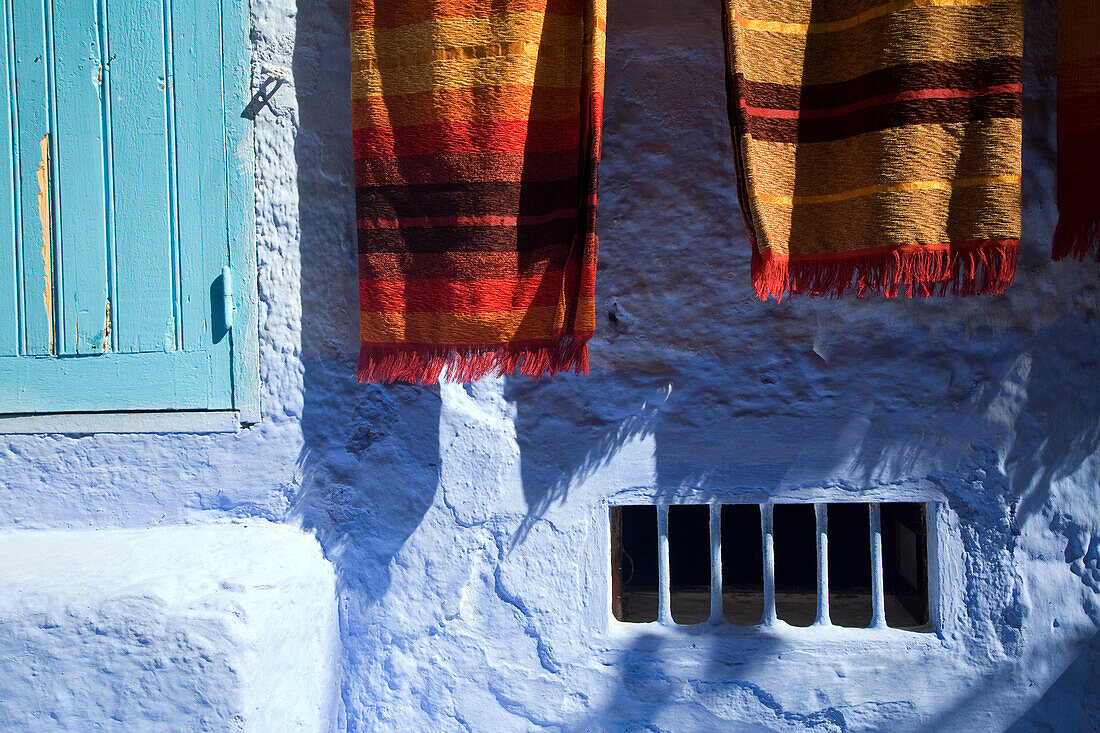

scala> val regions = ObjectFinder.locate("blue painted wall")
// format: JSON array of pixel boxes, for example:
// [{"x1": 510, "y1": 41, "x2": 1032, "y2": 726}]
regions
[{"x1": 1, "y1": 0, "x2": 1098, "y2": 730}]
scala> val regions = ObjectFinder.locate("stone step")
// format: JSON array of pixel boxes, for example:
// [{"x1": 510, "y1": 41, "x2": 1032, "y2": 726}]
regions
[{"x1": 0, "y1": 521, "x2": 342, "y2": 732}]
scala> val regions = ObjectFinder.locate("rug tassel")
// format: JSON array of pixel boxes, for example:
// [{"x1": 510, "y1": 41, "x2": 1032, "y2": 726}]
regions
[
  {"x1": 357, "y1": 337, "x2": 591, "y2": 385},
  {"x1": 752, "y1": 241, "x2": 1019, "y2": 301},
  {"x1": 1052, "y1": 216, "x2": 1100, "y2": 262}
]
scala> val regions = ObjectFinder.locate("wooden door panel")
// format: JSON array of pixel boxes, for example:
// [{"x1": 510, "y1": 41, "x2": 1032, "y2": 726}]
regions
[{"x1": 0, "y1": 0, "x2": 250, "y2": 415}]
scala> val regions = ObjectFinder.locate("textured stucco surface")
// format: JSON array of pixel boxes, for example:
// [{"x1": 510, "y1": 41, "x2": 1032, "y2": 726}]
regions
[
  {"x1": 0, "y1": 522, "x2": 342, "y2": 731},
  {"x1": 0, "y1": 0, "x2": 1098, "y2": 730}
]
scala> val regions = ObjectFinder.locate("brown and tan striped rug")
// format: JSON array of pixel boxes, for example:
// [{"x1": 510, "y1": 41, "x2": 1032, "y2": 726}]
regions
[
  {"x1": 1053, "y1": 0, "x2": 1100, "y2": 262},
  {"x1": 723, "y1": 0, "x2": 1023, "y2": 300}
]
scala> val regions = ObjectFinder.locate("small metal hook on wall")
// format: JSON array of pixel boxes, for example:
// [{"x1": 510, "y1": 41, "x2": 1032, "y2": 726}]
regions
[{"x1": 242, "y1": 73, "x2": 288, "y2": 120}]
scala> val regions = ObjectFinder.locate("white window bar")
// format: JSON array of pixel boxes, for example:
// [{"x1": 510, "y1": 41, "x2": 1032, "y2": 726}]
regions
[
  {"x1": 761, "y1": 503, "x2": 777, "y2": 625},
  {"x1": 815, "y1": 503, "x2": 830, "y2": 626},
  {"x1": 709, "y1": 503, "x2": 722, "y2": 624},
  {"x1": 657, "y1": 503, "x2": 672, "y2": 624},
  {"x1": 869, "y1": 502, "x2": 888, "y2": 628}
]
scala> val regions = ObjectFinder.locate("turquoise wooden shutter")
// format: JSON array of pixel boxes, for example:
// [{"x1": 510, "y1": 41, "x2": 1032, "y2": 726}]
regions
[{"x1": 0, "y1": 0, "x2": 255, "y2": 415}]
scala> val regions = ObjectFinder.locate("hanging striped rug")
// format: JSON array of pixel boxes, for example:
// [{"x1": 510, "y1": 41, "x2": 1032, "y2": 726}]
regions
[
  {"x1": 723, "y1": 0, "x2": 1023, "y2": 300},
  {"x1": 1053, "y1": 0, "x2": 1100, "y2": 262},
  {"x1": 352, "y1": 0, "x2": 605, "y2": 383}
]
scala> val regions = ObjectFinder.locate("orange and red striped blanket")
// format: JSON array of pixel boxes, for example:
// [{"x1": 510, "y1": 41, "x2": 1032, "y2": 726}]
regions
[
  {"x1": 723, "y1": 0, "x2": 1023, "y2": 299},
  {"x1": 353, "y1": 0, "x2": 606, "y2": 383}
]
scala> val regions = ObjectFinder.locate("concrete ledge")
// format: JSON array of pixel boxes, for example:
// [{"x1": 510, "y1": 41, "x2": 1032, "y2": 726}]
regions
[
  {"x1": 0, "y1": 521, "x2": 342, "y2": 732},
  {"x1": 0, "y1": 411, "x2": 243, "y2": 435}
]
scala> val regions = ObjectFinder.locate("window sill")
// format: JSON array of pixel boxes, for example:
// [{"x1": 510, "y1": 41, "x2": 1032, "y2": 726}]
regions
[
  {"x1": 604, "y1": 618, "x2": 941, "y2": 645},
  {"x1": 0, "y1": 410, "x2": 247, "y2": 435}
]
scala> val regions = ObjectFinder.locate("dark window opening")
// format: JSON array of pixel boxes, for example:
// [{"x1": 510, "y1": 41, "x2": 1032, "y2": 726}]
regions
[
  {"x1": 773, "y1": 503, "x2": 818, "y2": 627},
  {"x1": 827, "y1": 503, "x2": 873, "y2": 627},
  {"x1": 611, "y1": 502, "x2": 932, "y2": 631},
  {"x1": 722, "y1": 503, "x2": 763, "y2": 625},
  {"x1": 669, "y1": 505, "x2": 711, "y2": 624},
  {"x1": 882, "y1": 503, "x2": 929, "y2": 628},
  {"x1": 611, "y1": 505, "x2": 658, "y2": 622}
]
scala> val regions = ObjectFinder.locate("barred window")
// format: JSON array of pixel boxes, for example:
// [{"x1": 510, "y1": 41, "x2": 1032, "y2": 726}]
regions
[{"x1": 610, "y1": 502, "x2": 931, "y2": 630}]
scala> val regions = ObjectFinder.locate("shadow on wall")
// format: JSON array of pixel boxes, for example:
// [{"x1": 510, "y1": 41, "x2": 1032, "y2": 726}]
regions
[
  {"x1": 287, "y1": 0, "x2": 442, "y2": 676},
  {"x1": 1007, "y1": 630, "x2": 1100, "y2": 731},
  {"x1": 278, "y1": 0, "x2": 1100, "y2": 727},
  {"x1": 564, "y1": 631, "x2": 913, "y2": 731},
  {"x1": 508, "y1": 315, "x2": 1099, "y2": 526}
]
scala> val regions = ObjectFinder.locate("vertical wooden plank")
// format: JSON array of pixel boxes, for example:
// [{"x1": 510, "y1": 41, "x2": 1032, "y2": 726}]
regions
[
  {"x1": 171, "y1": 0, "x2": 226, "y2": 353},
  {"x1": 52, "y1": 0, "x2": 108, "y2": 354},
  {"x1": 222, "y1": 0, "x2": 258, "y2": 418},
  {"x1": 0, "y1": 0, "x2": 19, "y2": 356},
  {"x1": 162, "y1": 0, "x2": 180, "y2": 352},
  {"x1": 106, "y1": 0, "x2": 174, "y2": 353},
  {"x1": 13, "y1": 0, "x2": 54, "y2": 356}
]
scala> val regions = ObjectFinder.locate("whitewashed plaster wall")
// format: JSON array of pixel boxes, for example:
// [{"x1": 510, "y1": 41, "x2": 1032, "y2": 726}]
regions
[{"x1": 0, "y1": 0, "x2": 1097, "y2": 730}]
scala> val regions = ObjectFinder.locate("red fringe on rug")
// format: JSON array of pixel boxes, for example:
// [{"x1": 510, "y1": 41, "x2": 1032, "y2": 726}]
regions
[
  {"x1": 357, "y1": 337, "x2": 590, "y2": 385},
  {"x1": 752, "y1": 239, "x2": 1020, "y2": 302},
  {"x1": 1052, "y1": 217, "x2": 1100, "y2": 262}
]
